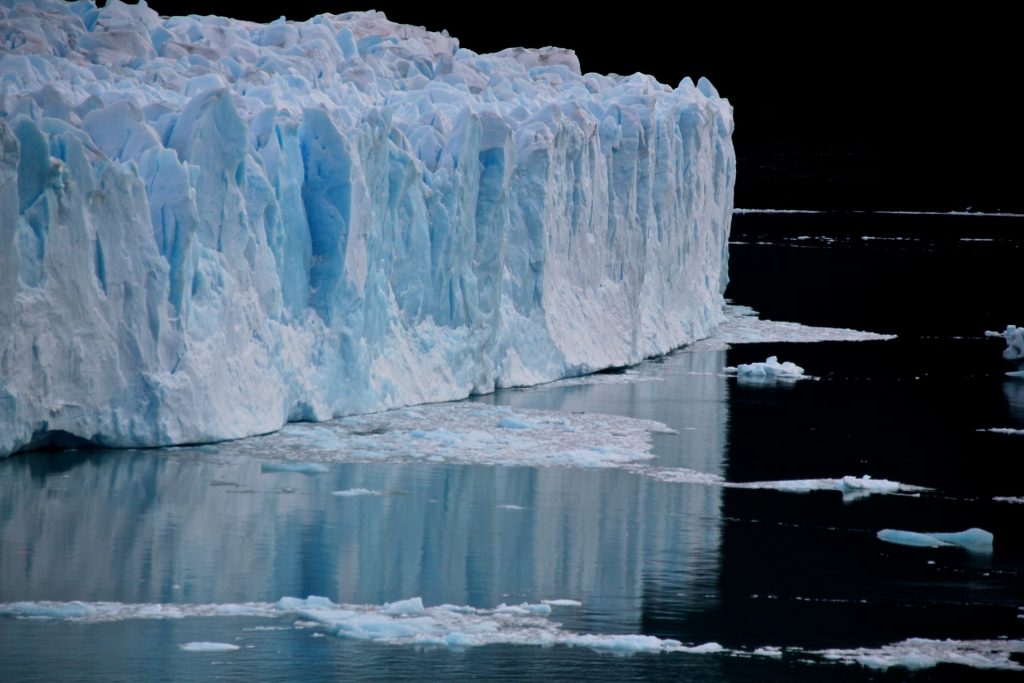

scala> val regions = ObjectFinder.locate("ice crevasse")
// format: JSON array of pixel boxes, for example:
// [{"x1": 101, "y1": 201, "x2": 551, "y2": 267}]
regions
[{"x1": 0, "y1": 0, "x2": 735, "y2": 457}]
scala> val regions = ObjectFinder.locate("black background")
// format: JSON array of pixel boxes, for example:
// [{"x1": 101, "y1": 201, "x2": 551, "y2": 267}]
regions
[{"x1": 131, "y1": 2, "x2": 1022, "y2": 213}]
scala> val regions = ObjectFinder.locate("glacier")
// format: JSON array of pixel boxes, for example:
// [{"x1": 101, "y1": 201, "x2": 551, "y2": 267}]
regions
[{"x1": 0, "y1": 0, "x2": 734, "y2": 457}]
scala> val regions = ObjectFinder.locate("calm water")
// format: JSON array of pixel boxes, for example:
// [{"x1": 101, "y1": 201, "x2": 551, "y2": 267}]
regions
[{"x1": 1, "y1": 213, "x2": 1022, "y2": 681}]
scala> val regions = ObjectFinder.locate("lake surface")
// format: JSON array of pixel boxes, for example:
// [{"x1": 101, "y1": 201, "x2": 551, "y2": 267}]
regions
[{"x1": 2, "y1": 213, "x2": 1022, "y2": 681}]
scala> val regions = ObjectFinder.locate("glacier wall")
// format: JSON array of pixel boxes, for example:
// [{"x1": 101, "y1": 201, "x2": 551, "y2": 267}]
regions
[{"x1": 0, "y1": 0, "x2": 735, "y2": 457}]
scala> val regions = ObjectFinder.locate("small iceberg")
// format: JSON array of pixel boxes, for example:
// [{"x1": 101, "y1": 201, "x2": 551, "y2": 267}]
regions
[
  {"x1": 986, "y1": 325, "x2": 1024, "y2": 361},
  {"x1": 877, "y1": 528, "x2": 993, "y2": 553},
  {"x1": 726, "y1": 356, "x2": 808, "y2": 384}
]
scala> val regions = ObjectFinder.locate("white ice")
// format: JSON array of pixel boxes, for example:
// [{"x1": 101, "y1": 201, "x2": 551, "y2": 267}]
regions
[
  {"x1": 725, "y1": 356, "x2": 808, "y2": 383},
  {"x1": 986, "y1": 326, "x2": 1024, "y2": 360},
  {"x1": 705, "y1": 305, "x2": 895, "y2": 348},
  {"x1": 977, "y1": 427, "x2": 1024, "y2": 436},
  {"x1": 730, "y1": 475, "x2": 930, "y2": 501},
  {"x1": 876, "y1": 528, "x2": 993, "y2": 553},
  {"x1": 331, "y1": 488, "x2": 385, "y2": 497},
  {"x1": 203, "y1": 402, "x2": 674, "y2": 470},
  {"x1": 0, "y1": 596, "x2": 724, "y2": 656},
  {"x1": 817, "y1": 637, "x2": 1024, "y2": 671},
  {"x1": 179, "y1": 642, "x2": 240, "y2": 652},
  {"x1": 0, "y1": 0, "x2": 734, "y2": 457}
]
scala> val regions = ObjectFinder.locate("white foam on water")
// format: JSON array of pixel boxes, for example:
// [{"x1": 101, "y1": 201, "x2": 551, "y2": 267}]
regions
[{"x1": 816, "y1": 638, "x2": 1024, "y2": 671}]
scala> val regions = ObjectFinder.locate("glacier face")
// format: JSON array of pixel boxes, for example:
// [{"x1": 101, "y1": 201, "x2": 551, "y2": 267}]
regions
[{"x1": 0, "y1": 0, "x2": 735, "y2": 457}]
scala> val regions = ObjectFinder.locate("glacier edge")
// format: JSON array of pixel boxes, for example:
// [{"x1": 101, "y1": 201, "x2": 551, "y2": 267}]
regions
[{"x1": 0, "y1": 1, "x2": 734, "y2": 457}]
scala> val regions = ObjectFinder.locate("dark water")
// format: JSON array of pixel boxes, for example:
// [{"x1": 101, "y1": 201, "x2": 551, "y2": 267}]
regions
[{"x1": 1, "y1": 213, "x2": 1022, "y2": 681}]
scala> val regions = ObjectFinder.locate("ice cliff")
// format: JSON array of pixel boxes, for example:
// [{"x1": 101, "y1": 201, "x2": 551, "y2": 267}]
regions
[{"x1": 0, "y1": 0, "x2": 735, "y2": 456}]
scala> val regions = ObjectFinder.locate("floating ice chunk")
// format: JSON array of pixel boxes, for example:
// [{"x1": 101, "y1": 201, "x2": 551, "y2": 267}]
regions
[
  {"x1": 706, "y1": 305, "x2": 896, "y2": 347},
  {"x1": 728, "y1": 475, "x2": 928, "y2": 501},
  {"x1": 726, "y1": 356, "x2": 808, "y2": 383},
  {"x1": 817, "y1": 637, "x2": 1024, "y2": 671},
  {"x1": 994, "y1": 496, "x2": 1024, "y2": 504},
  {"x1": 977, "y1": 427, "x2": 1024, "y2": 435},
  {"x1": 498, "y1": 504, "x2": 525, "y2": 510},
  {"x1": 179, "y1": 642, "x2": 240, "y2": 652},
  {"x1": 877, "y1": 528, "x2": 993, "y2": 553},
  {"x1": 986, "y1": 325, "x2": 1024, "y2": 360},
  {"x1": 0, "y1": 596, "x2": 724, "y2": 657},
  {"x1": 752, "y1": 646, "x2": 784, "y2": 658},
  {"x1": 1007, "y1": 371, "x2": 1024, "y2": 378},
  {"x1": 331, "y1": 489, "x2": 384, "y2": 497},
  {"x1": 565, "y1": 634, "x2": 682, "y2": 654},
  {"x1": 383, "y1": 598, "x2": 425, "y2": 616},
  {"x1": 260, "y1": 462, "x2": 329, "y2": 475},
  {"x1": 541, "y1": 599, "x2": 582, "y2": 607},
  {"x1": 679, "y1": 642, "x2": 726, "y2": 654}
]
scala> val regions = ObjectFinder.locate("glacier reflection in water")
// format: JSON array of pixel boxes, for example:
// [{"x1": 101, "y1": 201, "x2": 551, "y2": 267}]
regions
[{"x1": 0, "y1": 350, "x2": 728, "y2": 640}]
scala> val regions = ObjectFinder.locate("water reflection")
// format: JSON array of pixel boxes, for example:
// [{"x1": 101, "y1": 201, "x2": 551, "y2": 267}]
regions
[{"x1": 0, "y1": 350, "x2": 730, "y2": 638}]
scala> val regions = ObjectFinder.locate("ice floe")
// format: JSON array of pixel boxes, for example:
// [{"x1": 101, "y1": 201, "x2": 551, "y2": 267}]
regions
[
  {"x1": 816, "y1": 637, "x2": 1024, "y2": 671},
  {"x1": 730, "y1": 475, "x2": 930, "y2": 501},
  {"x1": 179, "y1": 642, "x2": 240, "y2": 652},
  {"x1": 204, "y1": 403, "x2": 673, "y2": 471},
  {"x1": 987, "y1": 325, "x2": 1024, "y2": 360},
  {"x1": 726, "y1": 356, "x2": 809, "y2": 383},
  {"x1": 0, "y1": 596, "x2": 722, "y2": 656},
  {"x1": 876, "y1": 528, "x2": 993, "y2": 552},
  {"x1": 704, "y1": 305, "x2": 895, "y2": 348}
]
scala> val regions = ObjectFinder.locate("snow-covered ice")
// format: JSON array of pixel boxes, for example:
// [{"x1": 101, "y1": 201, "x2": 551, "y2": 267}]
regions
[
  {"x1": 987, "y1": 325, "x2": 1024, "y2": 360},
  {"x1": 0, "y1": 0, "x2": 734, "y2": 457},
  {"x1": 726, "y1": 356, "x2": 808, "y2": 383},
  {"x1": 876, "y1": 528, "x2": 993, "y2": 553}
]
